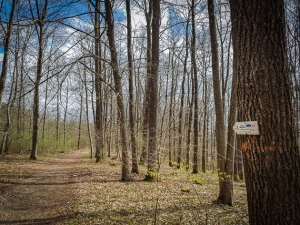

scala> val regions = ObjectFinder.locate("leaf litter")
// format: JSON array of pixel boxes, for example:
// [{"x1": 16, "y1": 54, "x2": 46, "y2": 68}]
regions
[{"x1": 0, "y1": 150, "x2": 248, "y2": 224}]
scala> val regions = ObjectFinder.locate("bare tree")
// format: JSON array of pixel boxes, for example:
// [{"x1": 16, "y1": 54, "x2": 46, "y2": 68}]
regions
[
  {"x1": 104, "y1": 0, "x2": 131, "y2": 181},
  {"x1": 29, "y1": 0, "x2": 48, "y2": 160},
  {"x1": 126, "y1": 0, "x2": 139, "y2": 174},
  {"x1": 145, "y1": 0, "x2": 160, "y2": 180},
  {"x1": 139, "y1": 0, "x2": 153, "y2": 166},
  {"x1": 0, "y1": 0, "x2": 18, "y2": 105},
  {"x1": 191, "y1": 0, "x2": 199, "y2": 174}
]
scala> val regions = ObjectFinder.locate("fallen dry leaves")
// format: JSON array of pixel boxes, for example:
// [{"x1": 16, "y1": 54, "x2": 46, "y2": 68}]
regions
[{"x1": 0, "y1": 151, "x2": 248, "y2": 225}]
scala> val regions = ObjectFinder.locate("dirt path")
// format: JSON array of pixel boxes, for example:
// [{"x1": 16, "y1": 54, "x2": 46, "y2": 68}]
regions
[{"x1": 0, "y1": 150, "x2": 90, "y2": 225}]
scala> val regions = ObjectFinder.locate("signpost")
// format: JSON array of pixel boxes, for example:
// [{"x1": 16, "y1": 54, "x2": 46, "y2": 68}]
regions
[{"x1": 233, "y1": 121, "x2": 260, "y2": 135}]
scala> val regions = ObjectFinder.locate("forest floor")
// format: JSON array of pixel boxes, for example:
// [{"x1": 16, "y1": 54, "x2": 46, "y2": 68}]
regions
[{"x1": 0, "y1": 150, "x2": 249, "y2": 225}]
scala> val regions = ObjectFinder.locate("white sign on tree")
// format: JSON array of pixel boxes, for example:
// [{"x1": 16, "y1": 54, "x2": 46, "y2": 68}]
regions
[{"x1": 233, "y1": 121, "x2": 260, "y2": 135}]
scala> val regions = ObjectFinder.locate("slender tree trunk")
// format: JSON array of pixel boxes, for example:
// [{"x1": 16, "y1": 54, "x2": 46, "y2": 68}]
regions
[
  {"x1": 83, "y1": 65, "x2": 94, "y2": 158},
  {"x1": 94, "y1": 0, "x2": 104, "y2": 163},
  {"x1": 201, "y1": 73, "x2": 207, "y2": 173},
  {"x1": 230, "y1": 0, "x2": 300, "y2": 223},
  {"x1": 185, "y1": 75, "x2": 193, "y2": 171},
  {"x1": 63, "y1": 83, "x2": 69, "y2": 148},
  {"x1": 191, "y1": 0, "x2": 199, "y2": 174},
  {"x1": 0, "y1": 0, "x2": 17, "y2": 104},
  {"x1": 42, "y1": 73, "x2": 49, "y2": 141},
  {"x1": 220, "y1": 33, "x2": 237, "y2": 204},
  {"x1": 77, "y1": 91, "x2": 83, "y2": 150},
  {"x1": 30, "y1": 22, "x2": 44, "y2": 160},
  {"x1": 140, "y1": 0, "x2": 153, "y2": 165},
  {"x1": 56, "y1": 76, "x2": 60, "y2": 143},
  {"x1": 1, "y1": 56, "x2": 18, "y2": 154},
  {"x1": 166, "y1": 51, "x2": 173, "y2": 166},
  {"x1": 207, "y1": 0, "x2": 229, "y2": 204},
  {"x1": 126, "y1": 0, "x2": 138, "y2": 174},
  {"x1": 177, "y1": 17, "x2": 189, "y2": 168},
  {"x1": 104, "y1": 0, "x2": 131, "y2": 181}
]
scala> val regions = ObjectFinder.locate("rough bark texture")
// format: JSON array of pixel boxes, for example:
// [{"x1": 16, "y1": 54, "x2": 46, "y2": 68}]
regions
[
  {"x1": 230, "y1": 0, "x2": 300, "y2": 224},
  {"x1": 145, "y1": 0, "x2": 160, "y2": 179}
]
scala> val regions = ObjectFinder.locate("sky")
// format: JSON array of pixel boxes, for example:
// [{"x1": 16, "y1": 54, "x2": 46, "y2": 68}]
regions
[{"x1": 0, "y1": 47, "x2": 3, "y2": 63}]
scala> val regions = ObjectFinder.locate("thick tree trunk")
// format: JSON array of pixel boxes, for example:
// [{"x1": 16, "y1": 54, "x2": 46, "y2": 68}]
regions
[
  {"x1": 230, "y1": 0, "x2": 300, "y2": 223},
  {"x1": 145, "y1": 0, "x2": 160, "y2": 180}
]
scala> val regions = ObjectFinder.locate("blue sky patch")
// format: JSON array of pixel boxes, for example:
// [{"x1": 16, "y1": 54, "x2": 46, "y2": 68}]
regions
[{"x1": 114, "y1": 9, "x2": 126, "y2": 23}]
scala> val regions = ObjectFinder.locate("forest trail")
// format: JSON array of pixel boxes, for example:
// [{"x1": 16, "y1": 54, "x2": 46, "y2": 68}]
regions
[{"x1": 0, "y1": 150, "x2": 89, "y2": 225}]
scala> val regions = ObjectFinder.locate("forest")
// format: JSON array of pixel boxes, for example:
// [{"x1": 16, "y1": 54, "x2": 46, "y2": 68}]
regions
[{"x1": 0, "y1": 0, "x2": 299, "y2": 224}]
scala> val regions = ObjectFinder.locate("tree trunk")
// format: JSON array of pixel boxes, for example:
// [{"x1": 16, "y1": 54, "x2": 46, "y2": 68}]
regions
[
  {"x1": 177, "y1": 16, "x2": 189, "y2": 169},
  {"x1": 63, "y1": 82, "x2": 69, "y2": 149},
  {"x1": 94, "y1": 0, "x2": 104, "y2": 163},
  {"x1": 207, "y1": 0, "x2": 230, "y2": 204},
  {"x1": 1, "y1": 55, "x2": 18, "y2": 154},
  {"x1": 140, "y1": 0, "x2": 153, "y2": 166},
  {"x1": 230, "y1": 0, "x2": 300, "y2": 223},
  {"x1": 30, "y1": 22, "x2": 44, "y2": 160},
  {"x1": 201, "y1": 72, "x2": 207, "y2": 173},
  {"x1": 185, "y1": 74, "x2": 193, "y2": 171},
  {"x1": 191, "y1": 0, "x2": 199, "y2": 174},
  {"x1": 0, "y1": 0, "x2": 17, "y2": 104},
  {"x1": 126, "y1": 0, "x2": 139, "y2": 174},
  {"x1": 104, "y1": 0, "x2": 131, "y2": 181},
  {"x1": 145, "y1": 0, "x2": 160, "y2": 180},
  {"x1": 77, "y1": 91, "x2": 83, "y2": 150},
  {"x1": 83, "y1": 65, "x2": 94, "y2": 158}
]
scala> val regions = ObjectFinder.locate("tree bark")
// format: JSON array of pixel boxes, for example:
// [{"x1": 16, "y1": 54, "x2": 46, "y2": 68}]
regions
[
  {"x1": 230, "y1": 0, "x2": 300, "y2": 223},
  {"x1": 145, "y1": 0, "x2": 160, "y2": 179},
  {"x1": 126, "y1": 0, "x2": 139, "y2": 174},
  {"x1": 104, "y1": 0, "x2": 131, "y2": 181},
  {"x1": 207, "y1": 0, "x2": 230, "y2": 204},
  {"x1": 30, "y1": 19, "x2": 45, "y2": 160},
  {"x1": 140, "y1": 0, "x2": 153, "y2": 166},
  {"x1": 0, "y1": 0, "x2": 18, "y2": 104},
  {"x1": 93, "y1": 0, "x2": 104, "y2": 163},
  {"x1": 177, "y1": 16, "x2": 189, "y2": 169},
  {"x1": 191, "y1": 0, "x2": 199, "y2": 174}
]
